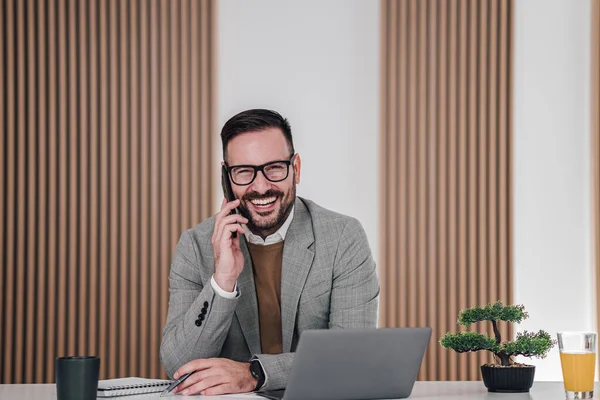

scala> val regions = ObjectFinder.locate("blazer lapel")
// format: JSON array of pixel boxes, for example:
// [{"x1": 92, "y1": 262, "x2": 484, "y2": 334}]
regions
[
  {"x1": 281, "y1": 198, "x2": 315, "y2": 353},
  {"x1": 234, "y1": 238, "x2": 262, "y2": 355}
]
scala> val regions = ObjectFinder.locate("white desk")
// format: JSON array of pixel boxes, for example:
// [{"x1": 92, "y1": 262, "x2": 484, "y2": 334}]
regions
[{"x1": 0, "y1": 382, "x2": 592, "y2": 399}]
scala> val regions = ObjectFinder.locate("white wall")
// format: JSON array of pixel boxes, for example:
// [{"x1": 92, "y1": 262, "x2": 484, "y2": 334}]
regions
[
  {"x1": 216, "y1": 0, "x2": 381, "y2": 263},
  {"x1": 513, "y1": 0, "x2": 593, "y2": 380}
]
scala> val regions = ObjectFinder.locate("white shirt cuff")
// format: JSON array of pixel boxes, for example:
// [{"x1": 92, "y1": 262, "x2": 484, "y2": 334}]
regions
[{"x1": 210, "y1": 275, "x2": 239, "y2": 299}]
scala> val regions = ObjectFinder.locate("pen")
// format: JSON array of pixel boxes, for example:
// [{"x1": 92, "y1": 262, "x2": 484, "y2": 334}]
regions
[{"x1": 160, "y1": 371, "x2": 195, "y2": 397}]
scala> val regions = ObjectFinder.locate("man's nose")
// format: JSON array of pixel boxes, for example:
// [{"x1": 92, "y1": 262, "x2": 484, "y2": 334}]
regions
[{"x1": 250, "y1": 170, "x2": 270, "y2": 192}]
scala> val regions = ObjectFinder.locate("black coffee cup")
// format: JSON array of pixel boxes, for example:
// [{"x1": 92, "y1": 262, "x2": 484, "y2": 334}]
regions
[{"x1": 55, "y1": 356, "x2": 100, "y2": 400}]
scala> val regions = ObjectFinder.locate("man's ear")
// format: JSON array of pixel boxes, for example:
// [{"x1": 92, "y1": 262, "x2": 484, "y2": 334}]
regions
[{"x1": 293, "y1": 154, "x2": 301, "y2": 184}]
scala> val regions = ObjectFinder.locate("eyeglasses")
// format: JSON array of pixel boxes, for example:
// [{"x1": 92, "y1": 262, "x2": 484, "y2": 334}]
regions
[{"x1": 225, "y1": 154, "x2": 295, "y2": 186}]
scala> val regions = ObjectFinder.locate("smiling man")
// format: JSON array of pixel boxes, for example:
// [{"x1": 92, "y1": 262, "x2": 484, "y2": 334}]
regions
[{"x1": 160, "y1": 109, "x2": 379, "y2": 396}]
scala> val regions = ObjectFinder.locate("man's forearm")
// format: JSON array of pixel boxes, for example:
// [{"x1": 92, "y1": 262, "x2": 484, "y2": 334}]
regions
[{"x1": 160, "y1": 283, "x2": 239, "y2": 378}]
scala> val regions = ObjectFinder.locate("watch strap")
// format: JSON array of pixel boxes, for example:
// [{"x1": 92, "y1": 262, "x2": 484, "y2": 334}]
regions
[{"x1": 250, "y1": 359, "x2": 266, "y2": 391}]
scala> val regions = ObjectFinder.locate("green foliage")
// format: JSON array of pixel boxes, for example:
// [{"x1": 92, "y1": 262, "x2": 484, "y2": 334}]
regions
[
  {"x1": 457, "y1": 301, "x2": 528, "y2": 326},
  {"x1": 501, "y1": 330, "x2": 554, "y2": 359},
  {"x1": 440, "y1": 301, "x2": 556, "y2": 366},
  {"x1": 440, "y1": 332, "x2": 499, "y2": 353}
]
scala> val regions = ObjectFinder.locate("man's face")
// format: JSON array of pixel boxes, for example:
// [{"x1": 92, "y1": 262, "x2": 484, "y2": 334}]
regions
[{"x1": 224, "y1": 128, "x2": 301, "y2": 238}]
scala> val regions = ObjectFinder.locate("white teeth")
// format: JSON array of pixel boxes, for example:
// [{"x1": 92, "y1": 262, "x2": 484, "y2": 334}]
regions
[{"x1": 250, "y1": 197, "x2": 276, "y2": 206}]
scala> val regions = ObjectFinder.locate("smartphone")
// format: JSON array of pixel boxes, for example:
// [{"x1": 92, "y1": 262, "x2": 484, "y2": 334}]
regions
[{"x1": 221, "y1": 165, "x2": 239, "y2": 238}]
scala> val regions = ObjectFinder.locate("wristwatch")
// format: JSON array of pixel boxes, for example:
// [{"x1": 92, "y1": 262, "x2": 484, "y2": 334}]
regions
[{"x1": 249, "y1": 359, "x2": 265, "y2": 391}]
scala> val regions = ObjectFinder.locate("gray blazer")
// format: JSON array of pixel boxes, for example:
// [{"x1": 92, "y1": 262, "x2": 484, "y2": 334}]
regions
[{"x1": 160, "y1": 197, "x2": 379, "y2": 390}]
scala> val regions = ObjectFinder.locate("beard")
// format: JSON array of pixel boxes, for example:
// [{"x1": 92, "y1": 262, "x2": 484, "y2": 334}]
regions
[{"x1": 238, "y1": 183, "x2": 296, "y2": 236}]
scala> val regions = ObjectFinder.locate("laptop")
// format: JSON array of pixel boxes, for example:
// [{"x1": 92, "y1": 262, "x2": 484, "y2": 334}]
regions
[{"x1": 258, "y1": 327, "x2": 432, "y2": 400}]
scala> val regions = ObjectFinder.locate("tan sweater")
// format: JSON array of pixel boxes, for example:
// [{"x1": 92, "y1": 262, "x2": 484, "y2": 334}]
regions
[{"x1": 247, "y1": 241, "x2": 284, "y2": 355}]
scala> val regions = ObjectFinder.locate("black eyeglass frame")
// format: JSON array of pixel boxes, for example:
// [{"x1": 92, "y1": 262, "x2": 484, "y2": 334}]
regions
[{"x1": 224, "y1": 154, "x2": 296, "y2": 186}]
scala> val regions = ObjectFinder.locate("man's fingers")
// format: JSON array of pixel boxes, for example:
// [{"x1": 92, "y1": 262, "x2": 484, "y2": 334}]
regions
[
  {"x1": 213, "y1": 212, "x2": 247, "y2": 244},
  {"x1": 173, "y1": 359, "x2": 214, "y2": 379},
  {"x1": 171, "y1": 372, "x2": 199, "y2": 393},
  {"x1": 219, "y1": 223, "x2": 246, "y2": 243},
  {"x1": 181, "y1": 376, "x2": 224, "y2": 396},
  {"x1": 212, "y1": 198, "x2": 240, "y2": 241},
  {"x1": 173, "y1": 370, "x2": 209, "y2": 393},
  {"x1": 217, "y1": 198, "x2": 240, "y2": 219},
  {"x1": 219, "y1": 214, "x2": 248, "y2": 227}
]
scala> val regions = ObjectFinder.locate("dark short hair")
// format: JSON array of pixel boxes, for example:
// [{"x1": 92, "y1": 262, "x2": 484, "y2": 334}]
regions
[{"x1": 221, "y1": 109, "x2": 294, "y2": 161}]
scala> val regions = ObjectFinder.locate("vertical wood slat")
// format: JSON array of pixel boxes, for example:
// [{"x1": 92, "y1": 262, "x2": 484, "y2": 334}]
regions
[
  {"x1": 181, "y1": 0, "x2": 191, "y2": 241},
  {"x1": 447, "y1": 0, "x2": 459, "y2": 380},
  {"x1": 476, "y1": 0, "x2": 491, "y2": 370},
  {"x1": 139, "y1": 0, "x2": 150, "y2": 380},
  {"x1": 4, "y1": 0, "x2": 16, "y2": 383},
  {"x1": 407, "y1": 0, "x2": 417, "y2": 330},
  {"x1": 88, "y1": 0, "x2": 100, "y2": 369},
  {"x1": 190, "y1": 0, "x2": 201, "y2": 234},
  {"x1": 457, "y1": 0, "x2": 469, "y2": 381},
  {"x1": 398, "y1": 0, "x2": 408, "y2": 330},
  {"x1": 67, "y1": 0, "x2": 79, "y2": 361},
  {"x1": 77, "y1": 0, "x2": 89, "y2": 361},
  {"x1": 108, "y1": 0, "x2": 120, "y2": 378},
  {"x1": 25, "y1": 0, "x2": 38, "y2": 383},
  {"x1": 46, "y1": 0, "x2": 59, "y2": 383},
  {"x1": 1, "y1": 0, "x2": 215, "y2": 383},
  {"x1": 128, "y1": 0, "x2": 140, "y2": 377},
  {"x1": 467, "y1": 0, "x2": 479, "y2": 381},
  {"x1": 98, "y1": 0, "x2": 109, "y2": 378},
  {"x1": 506, "y1": 0, "x2": 515, "y2": 345},
  {"x1": 118, "y1": 0, "x2": 130, "y2": 377},
  {"x1": 380, "y1": 0, "x2": 514, "y2": 381},
  {"x1": 4, "y1": 0, "x2": 15, "y2": 383},
  {"x1": 170, "y1": 0, "x2": 181, "y2": 265},
  {"x1": 15, "y1": 0, "x2": 27, "y2": 383},
  {"x1": 190, "y1": 0, "x2": 200, "y2": 232},
  {"x1": 488, "y1": 0, "x2": 499, "y2": 310},
  {"x1": 426, "y1": 0, "x2": 438, "y2": 381},
  {"x1": 149, "y1": 0, "x2": 161, "y2": 380},
  {"x1": 57, "y1": 0, "x2": 68, "y2": 366},
  {"x1": 436, "y1": 0, "x2": 449, "y2": 381},
  {"x1": 159, "y1": 0, "x2": 171, "y2": 333},
  {"x1": 35, "y1": 0, "x2": 48, "y2": 381},
  {"x1": 416, "y1": 0, "x2": 428, "y2": 382}
]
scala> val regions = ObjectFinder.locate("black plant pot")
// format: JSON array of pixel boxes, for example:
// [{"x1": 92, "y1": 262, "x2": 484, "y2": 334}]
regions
[{"x1": 480, "y1": 365, "x2": 536, "y2": 393}]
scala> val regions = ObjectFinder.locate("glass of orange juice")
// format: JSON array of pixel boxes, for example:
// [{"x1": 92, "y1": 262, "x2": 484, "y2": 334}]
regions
[{"x1": 558, "y1": 332, "x2": 597, "y2": 399}]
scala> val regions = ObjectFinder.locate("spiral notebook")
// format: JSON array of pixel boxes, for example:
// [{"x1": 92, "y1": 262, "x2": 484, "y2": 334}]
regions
[{"x1": 97, "y1": 377, "x2": 172, "y2": 397}]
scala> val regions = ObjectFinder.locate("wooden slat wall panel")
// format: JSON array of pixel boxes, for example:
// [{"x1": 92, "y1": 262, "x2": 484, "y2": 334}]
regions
[
  {"x1": 0, "y1": 0, "x2": 216, "y2": 383},
  {"x1": 380, "y1": 0, "x2": 514, "y2": 381}
]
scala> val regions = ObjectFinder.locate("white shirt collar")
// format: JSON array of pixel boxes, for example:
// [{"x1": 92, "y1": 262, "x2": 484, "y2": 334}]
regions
[{"x1": 243, "y1": 206, "x2": 295, "y2": 245}]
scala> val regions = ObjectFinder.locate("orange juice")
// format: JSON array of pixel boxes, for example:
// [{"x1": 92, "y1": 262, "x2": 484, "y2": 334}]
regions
[{"x1": 560, "y1": 351, "x2": 596, "y2": 392}]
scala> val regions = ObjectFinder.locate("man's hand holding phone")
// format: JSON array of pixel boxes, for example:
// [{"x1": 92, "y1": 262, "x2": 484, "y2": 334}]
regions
[{"x1": 211, "y1": 198, "x2": 248, "y2": 292}]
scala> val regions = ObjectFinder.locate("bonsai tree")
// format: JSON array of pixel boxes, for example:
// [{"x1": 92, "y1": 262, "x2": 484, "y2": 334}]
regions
[{"x1": 440, "y1": 301, "x2": 556, "y2": 366}]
